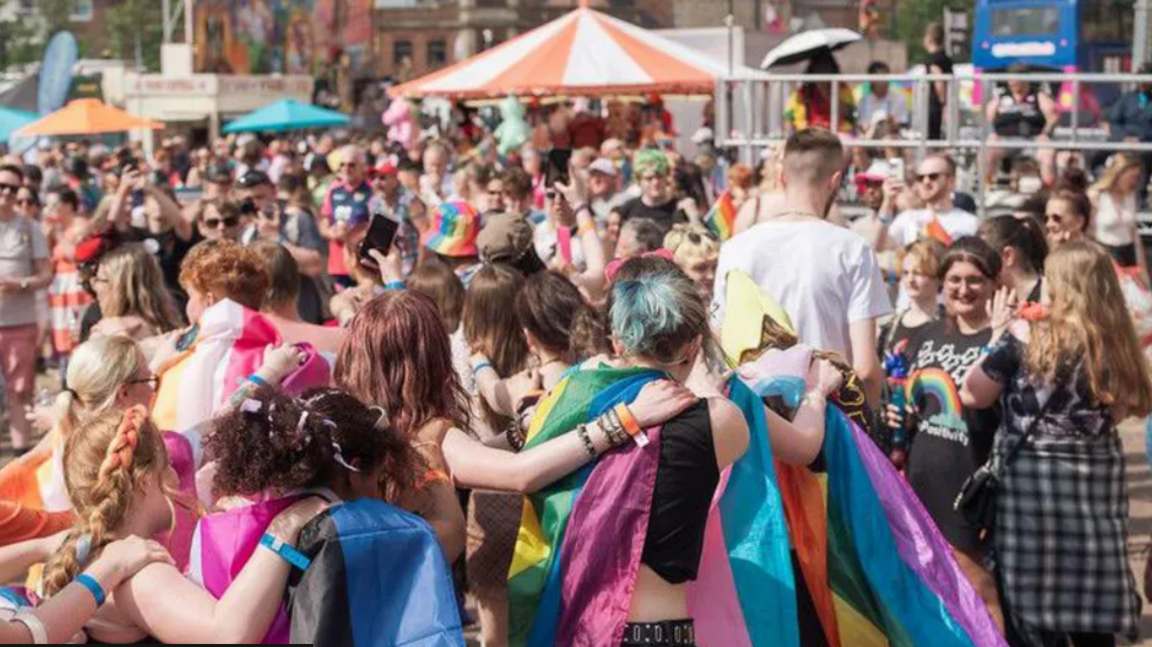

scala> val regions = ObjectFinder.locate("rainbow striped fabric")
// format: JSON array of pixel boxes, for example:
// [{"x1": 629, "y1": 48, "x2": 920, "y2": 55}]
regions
[
  {"x1": 508, "y1": 366, "x2": 666, "y2": 647},
  {"x1": 423, "y1": 199, "x2": 480, "y2": 258},
  {"x1": 705, "y1": 191, "x2": 738, "y2": 242}
]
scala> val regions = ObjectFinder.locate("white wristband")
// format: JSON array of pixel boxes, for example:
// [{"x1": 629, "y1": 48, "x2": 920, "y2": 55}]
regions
[{"x1": 13, "y1": 611, "x2": 48, "y2": 645}]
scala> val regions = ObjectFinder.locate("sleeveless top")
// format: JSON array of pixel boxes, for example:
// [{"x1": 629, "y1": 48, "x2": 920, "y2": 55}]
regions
[
  {"x1": 993, "y1": 90, "x2": 1047, "y2": 138},
  {"x1": 641, "y1": 399, "x2": 719, "y2": 584}
]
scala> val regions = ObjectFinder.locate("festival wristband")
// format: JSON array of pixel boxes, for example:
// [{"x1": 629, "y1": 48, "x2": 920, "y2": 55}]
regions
[
  {"x1": 472, "y1": 362, "x2": 494, "y2": 376},
  {"x1": 385, "y1": 281, "x2": 406, "y2": 291},
  {"x1": 12, "y1": 611, "x2": 47, "y2": 645},
  {"x1": 614, "y1": 404, "x2": 648, "y2": 448},
  {"x1": 260, "y1": 534, "x2": 311, "y2": 571},
  {"x1": 74, "y1": 573, "x2": 106, "y2": 608},
  {"x1": 247, "y1": 374, "x2": 272, "y2": 390}
]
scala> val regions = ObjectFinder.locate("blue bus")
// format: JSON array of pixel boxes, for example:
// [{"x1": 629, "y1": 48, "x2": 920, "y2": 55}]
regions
[{"x1": 972, "y1": 0, "x2": 1132, "y2": 72}]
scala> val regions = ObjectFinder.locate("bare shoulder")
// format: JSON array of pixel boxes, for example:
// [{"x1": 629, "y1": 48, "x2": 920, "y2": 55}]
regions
[{"x1": 707, "y1": 397, "x2": 751, "y2": 467}]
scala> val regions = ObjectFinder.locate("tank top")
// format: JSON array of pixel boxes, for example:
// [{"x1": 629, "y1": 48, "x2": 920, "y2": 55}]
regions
[
  {"x1": 993, "y1": 90, "x2": 1047, "y2": 138},
  {"x1": 1093, "y1": 191, "x2": 1137, "y2": 248},
  {"x1": 641, "y1": 399, "x2": 719, "y2": 584}
]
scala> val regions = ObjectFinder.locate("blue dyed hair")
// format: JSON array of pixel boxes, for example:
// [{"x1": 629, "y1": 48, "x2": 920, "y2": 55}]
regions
[{"x1": 609, "y1": 257, "x2": 707, "y2": 364}]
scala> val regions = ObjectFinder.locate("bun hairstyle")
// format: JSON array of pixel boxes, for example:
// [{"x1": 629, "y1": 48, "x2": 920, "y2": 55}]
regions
[
  {"x1": 205, "y1": 387, "x2": 416, "y2": 503},
  {"x1": 42, "y1": 406, "x2": 170, "y2": 597},
  {"x1": 515, "y1": 270, "x2": 592, "y2": 365},
  {"x1": 978, "y1": 215, "x2": 1048, "y2": 275},
  {"x1": 608, "y1": 256, "x2": 709, "y2": 364}
]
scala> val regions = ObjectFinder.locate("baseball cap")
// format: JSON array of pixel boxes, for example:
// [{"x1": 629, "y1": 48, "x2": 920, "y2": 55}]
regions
[
  {"x1": 477, "y1": 212, "x2": 535, "y2": 265},
  {"x1": 588, "y1": 158, "x2": 618, "y2": 177},
  {"x1": 854, "y1": 160, "x2": 892, "y2": 190},
  {"x1": 236, "y1": 169, "x2": 272, "y2": 189},
  {"x1": 371, "y1": 159, "x2": 398, "y2": 177}
]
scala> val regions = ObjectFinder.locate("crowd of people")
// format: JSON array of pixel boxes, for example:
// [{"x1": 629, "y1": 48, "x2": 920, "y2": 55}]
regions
[{"x1": 0, "y1": 81, "x2": 1147, "y2": 647}]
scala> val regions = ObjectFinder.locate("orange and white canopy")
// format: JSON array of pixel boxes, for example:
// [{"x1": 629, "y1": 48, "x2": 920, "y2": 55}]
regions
[{"x1": 389, "y1": 6, "x2": 742, "y2": 99}]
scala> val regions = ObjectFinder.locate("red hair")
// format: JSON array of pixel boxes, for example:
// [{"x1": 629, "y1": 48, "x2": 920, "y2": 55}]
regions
[{"x1": 334, "y1": 291, "x2": 470, "y2": 439}]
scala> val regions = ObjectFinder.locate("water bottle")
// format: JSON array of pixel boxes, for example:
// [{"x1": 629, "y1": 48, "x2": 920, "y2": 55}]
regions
[{"x1": 883, "y1": 350, "x2": 910, "y2": 470}]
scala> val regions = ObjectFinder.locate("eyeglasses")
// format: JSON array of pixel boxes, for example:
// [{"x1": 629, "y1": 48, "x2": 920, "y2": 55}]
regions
[
  {"x1": 1044, "y1": 213, "x2": 1063, "y2": 223},
  {"x1": 916, "y1": 172, "x2": 944, "y2": 183},
  {"x1": 202, "y1": 216, "x2": 241, "y2": 229},
  {"x1": 16, "y1": 198, "x2": 37, "y2": 207},
  {"x1": 126, "y1": 376, "x2": 160, "y2": 390},
  {"x1": 0, "y1": 183, "x2": 20, "y2": 195}
]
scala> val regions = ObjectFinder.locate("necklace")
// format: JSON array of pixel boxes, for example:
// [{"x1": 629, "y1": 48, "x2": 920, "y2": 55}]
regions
[{"x1": 774, "y1": 210, "x2": 822, "y2": 221}]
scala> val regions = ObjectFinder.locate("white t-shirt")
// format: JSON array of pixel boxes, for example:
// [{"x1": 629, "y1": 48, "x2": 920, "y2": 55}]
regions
[
  {"x1": 534, "y1": 220, "x2": 587, "y2": 271},
  {"x1": 858, "y1": 91, "x2": 910, "y2": 127},
  {"x1": 712, "y1": 219, "x2": 893, "y2": 358},
  {"x1": 888, "y1": 207, "x2": 979, "y2": 247},
  {"x1": 1093, "y1": 191, "x2": 1137, "y2": 247}
]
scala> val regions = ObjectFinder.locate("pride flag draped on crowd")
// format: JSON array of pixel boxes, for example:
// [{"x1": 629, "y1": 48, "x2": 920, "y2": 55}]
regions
[{"x1": 507, "y1": 272, "x2": 1005, "y2": 647}]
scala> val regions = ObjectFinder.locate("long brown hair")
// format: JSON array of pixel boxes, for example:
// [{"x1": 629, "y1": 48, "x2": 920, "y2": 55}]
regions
[
  {"x1": 334, "y1": 291, "x2": 470, "y2": 439},
  {"x1": 515, "y1": 270, "x2": 589, "y2": 365},
  {"x1": 42, "y1": 407, "x2": 171, "y2": 597},
  {"x1": 1025, "y1": 242, "x2": 1152, "y2": 418},
  {"x1": 464, "y1": 264, "x2": 529, "y2": 429},
  {"x1": 409, "y1": 259, "x2": 465, "y2": 333},
  {"x1": 97, "y1": 244, "x2": 183, "y2": 333}
]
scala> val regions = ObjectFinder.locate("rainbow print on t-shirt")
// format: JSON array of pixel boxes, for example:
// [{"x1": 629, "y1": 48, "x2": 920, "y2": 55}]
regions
[{"x1": 908, "y1": 367, "x2": 963, "y2": 419}]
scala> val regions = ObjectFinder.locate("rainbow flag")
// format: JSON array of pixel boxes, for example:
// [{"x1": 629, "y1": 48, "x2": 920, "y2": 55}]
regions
[
  {"x1": 508, "y1": 366, "x2": 666, "y2": 647},
  {"x1": 153, "y1": 299, "x2": 281, "y2": 435},
  {"x1": 705, "y1": 191, "x2": 738, "y2": 242},
  {"x1": 924, "y1": 217, "x2": 954, "y2": 246},
  {"x1": 702, "y1": 270, "x2": 1006, "y2": 647}
]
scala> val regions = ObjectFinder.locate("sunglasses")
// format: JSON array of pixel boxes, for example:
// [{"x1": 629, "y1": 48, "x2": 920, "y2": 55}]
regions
[
  {"x1": 203, "y1": 216, "x2": 241, "y2": 229},
  {"x1": 0, "y1": 183, "x2": 20, "y2": 195},
  {"x1": 126, "y1": 375, "x2": 160, "y2": 390},
  {"x1": 16, "y1": 198, "x2": 37, "y2": 207},
  {"x1": 916, "y1": 172, "x2": 944, "y2": 183}
]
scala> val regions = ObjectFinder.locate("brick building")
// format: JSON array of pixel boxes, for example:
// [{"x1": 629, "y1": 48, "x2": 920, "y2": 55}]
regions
[{"x1": 374, "y1": 0, "x2": 675, "y2": 81}]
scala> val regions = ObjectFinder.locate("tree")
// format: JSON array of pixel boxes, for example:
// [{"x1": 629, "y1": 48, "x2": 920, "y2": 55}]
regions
[
  {"x1": 38, "y1": 0, "x2": 75, "y2": 36},
  {"x1": 105, "y1": 0, "x2": 165, "y2": 71},
  {"x1": 892, "y1": 0, "x2": 970, "y2": 63},
  {"x1": 0, "y1": 13, "x2": 43, "y2": 70}
]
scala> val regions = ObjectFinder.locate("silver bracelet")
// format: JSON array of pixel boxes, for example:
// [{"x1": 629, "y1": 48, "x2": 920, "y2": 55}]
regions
[{"x1": 13, "y1": 611, "x2": 48, "y2": 645}]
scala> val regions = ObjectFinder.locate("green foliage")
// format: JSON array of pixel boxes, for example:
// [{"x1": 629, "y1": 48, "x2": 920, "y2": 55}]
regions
[
  {"x1": 38, "y1": 0, "x2": 75, "y2": 35},
  {"x1": 892, "y1": 0, "x2": 971, "y2": 63},
  {"x1": 105, "y1": 0, "x2": 166, "y2": 71},
  {"x1": 0, "y1": 12, "x2": 44, "y2": 70}
]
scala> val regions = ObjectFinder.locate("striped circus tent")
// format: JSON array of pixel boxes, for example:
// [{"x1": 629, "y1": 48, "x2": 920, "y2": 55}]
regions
[{"x1": 389, "y1": 2, "x2": 750, "y2": 99}]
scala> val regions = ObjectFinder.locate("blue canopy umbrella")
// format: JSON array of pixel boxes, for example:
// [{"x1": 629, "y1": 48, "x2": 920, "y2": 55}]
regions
[
  {"x1": 223, "y1": 99, "x2": 350, "y2": 134},
  {"x1": 0, "y1": 106, "x2": 39, "y2": 141}
]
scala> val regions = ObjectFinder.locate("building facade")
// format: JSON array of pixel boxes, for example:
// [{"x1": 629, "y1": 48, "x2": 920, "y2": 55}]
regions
[{"x1": 373, "y1": 0, "x2": 674, "y2": 81}]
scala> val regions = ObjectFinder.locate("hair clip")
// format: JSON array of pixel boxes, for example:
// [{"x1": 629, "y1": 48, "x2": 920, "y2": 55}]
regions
[
  {"x1": 297, "y1": 411, "x2": 309, "y2": 434},
  {"x1": 369, "y1": 406, "x2": 388, "y2": 429},
  {"x1": 75, "y1": 533, "x2": 93, "y2": 567},
  {"x1": 331, "y1": 441, "x2": 361, "y2": 473},
  {"x1": 241, "y1": 399, "x2": 263, "y2": 414}
]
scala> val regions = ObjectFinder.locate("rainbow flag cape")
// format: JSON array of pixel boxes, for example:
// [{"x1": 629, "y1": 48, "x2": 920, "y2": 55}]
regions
[
  {"x1": 508, "y1": 366, "x2": 666, "y2": 647},
  {"x1": 700, "y1": 270, "x2": 1005, "y2": 647},
  {"x1": 705, "y1": 191, "x2": 738, "y2": 242},
  {"x1": 153, "y1": 299, "x2": 282, "y2": 435}
]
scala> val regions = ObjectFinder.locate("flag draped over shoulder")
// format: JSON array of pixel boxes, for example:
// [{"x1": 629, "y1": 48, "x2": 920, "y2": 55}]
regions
[
  {"x1": 289, "y1": 499, "x2": 465, "y2": 647},
  {"x1": 153, "y1": 299, "x2": 281, "y2": 435},
  {"x1": 508, "y1": 366, "x2": 666, "y2": 647},
  {"x1": 700, "y1": 269, "x2": 1007, "y2": 647}
]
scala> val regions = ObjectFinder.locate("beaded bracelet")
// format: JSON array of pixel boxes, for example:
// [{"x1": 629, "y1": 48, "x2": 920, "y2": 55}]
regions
[
  {"x1": 601, "y1": 409, "x2": 628, "y2": 447},
  {"x1": 505, "y1": 420, "x2": 526, "y2": 452},
  {"x1": 576, "y1": 424, "x2": 597, "y2": 458}
]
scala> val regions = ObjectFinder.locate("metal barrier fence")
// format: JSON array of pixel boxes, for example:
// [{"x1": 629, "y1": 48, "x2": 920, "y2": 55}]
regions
[{"x1": 714, "y1": 72, "x2": 1152, "y2": 215}]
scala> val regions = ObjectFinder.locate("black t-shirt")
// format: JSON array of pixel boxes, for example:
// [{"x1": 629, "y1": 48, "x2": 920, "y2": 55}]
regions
[
  {"x1": 903, "y1": 319, "x2": 999, "y2": 552},
  {"x1": 927, "y1": 50, "x2": 954, "y2": 137},
  {"x1": 616, "y1": 197, "x2": 685, "y2": 235}
]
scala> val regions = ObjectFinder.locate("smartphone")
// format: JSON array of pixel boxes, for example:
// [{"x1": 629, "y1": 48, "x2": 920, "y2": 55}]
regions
[
  {"x1": 545, "y1": 148, "x2": 572, "y2": 189},
  {"x1": 358, "y1": 215, "x2": 400, "y2": 270},
  {"x1": 889, "y1": 157, "x2": 905, "y2": 181}
]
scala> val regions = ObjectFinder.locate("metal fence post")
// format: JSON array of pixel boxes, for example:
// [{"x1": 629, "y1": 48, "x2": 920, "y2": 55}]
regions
[{"x1": 977, "y1": 77, "x2": 989, "y2": 219}]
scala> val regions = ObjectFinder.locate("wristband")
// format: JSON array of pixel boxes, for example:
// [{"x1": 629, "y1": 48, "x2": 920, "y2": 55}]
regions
[
  {"x1": 614, "y1": 404, "x2": 648, "y2": 448},
  {"x1": 385, "y1": 280, "x2": 406, "y2": 291},
  {"x1": 12, "y1": 611, "x2": 47, "y2": 645},
  {"x1": 247, "y1": 374, "x2": 272, "y2": 390},
  {"x1": 75, "y1": 573, "x2": 106, "y2": 608},
  {"x1": 260, "y1": 534, "x2": 312, "y2": 571},
  {"x1": 472, "y1": 362, "x2": 494, "y2": 376}
]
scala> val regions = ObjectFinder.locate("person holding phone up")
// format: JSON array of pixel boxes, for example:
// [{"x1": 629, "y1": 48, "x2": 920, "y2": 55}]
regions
[{"x1": 532, "y1": 164, "x2": 609, "y2": 301}]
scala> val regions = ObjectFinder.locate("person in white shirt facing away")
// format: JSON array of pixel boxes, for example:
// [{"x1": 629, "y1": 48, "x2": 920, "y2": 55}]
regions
[{"x1": 712, "y1": 128, "x2": 892, "y2": 407}]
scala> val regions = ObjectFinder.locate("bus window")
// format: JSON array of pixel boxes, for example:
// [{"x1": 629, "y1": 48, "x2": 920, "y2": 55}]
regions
[{"x1": 991, "y1": 6, "x2": 1061, "y2": 36}]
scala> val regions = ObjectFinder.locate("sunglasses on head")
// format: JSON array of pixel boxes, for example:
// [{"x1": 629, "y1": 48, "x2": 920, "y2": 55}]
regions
[
  {"x1": 916, "y1": 172, "x2": 943, "y2": 183},
  {"x1": 203, "y1": 216, "x2": 241, "y2": 229}
]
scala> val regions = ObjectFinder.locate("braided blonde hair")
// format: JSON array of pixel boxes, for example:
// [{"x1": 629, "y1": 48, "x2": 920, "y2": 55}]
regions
[{"x1": 41, "y1": 406, "x2": 170, "y2": 597}]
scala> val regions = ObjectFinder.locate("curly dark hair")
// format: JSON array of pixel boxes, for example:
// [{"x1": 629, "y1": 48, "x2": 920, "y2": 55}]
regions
[{"x1": 204, "y1": 387, "x2": 416, "y2": 502}]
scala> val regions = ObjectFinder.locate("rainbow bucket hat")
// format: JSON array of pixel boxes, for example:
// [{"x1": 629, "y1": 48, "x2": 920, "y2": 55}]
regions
[{"x1": 423, "y1": 200, "x2": 480, "y2": 258}]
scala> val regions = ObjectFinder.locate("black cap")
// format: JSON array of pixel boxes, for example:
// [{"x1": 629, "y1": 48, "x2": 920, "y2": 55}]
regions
[
  {"x1": 236, "y1": 169, "x2": 272, "y2": 189},
  {"x1": 205, "y1": 164, "x2": 233, "y2": 185}
]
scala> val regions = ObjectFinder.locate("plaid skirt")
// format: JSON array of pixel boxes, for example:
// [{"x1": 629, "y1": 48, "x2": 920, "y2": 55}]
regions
[{"x1": 994, "y1": 432, "x2": 1140, "y2": 642}]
